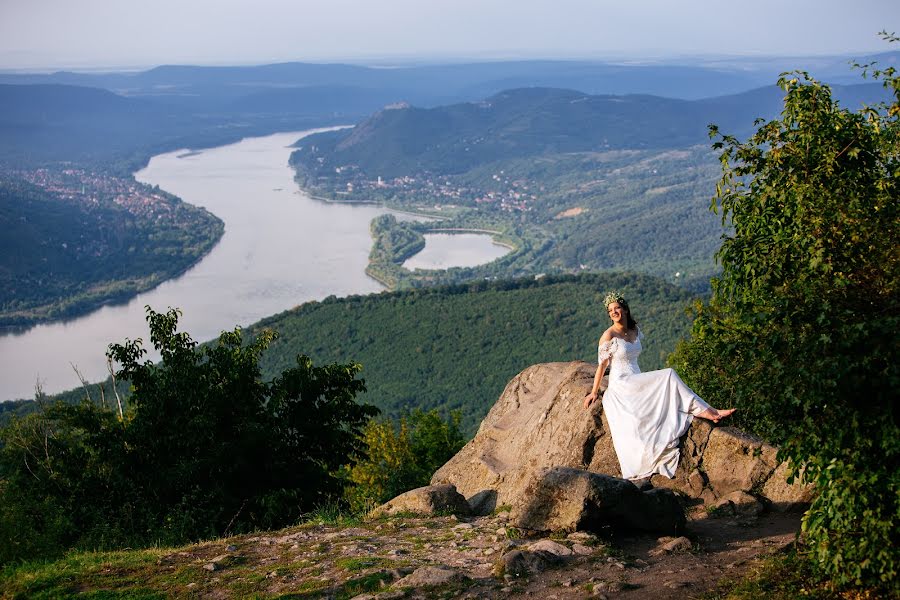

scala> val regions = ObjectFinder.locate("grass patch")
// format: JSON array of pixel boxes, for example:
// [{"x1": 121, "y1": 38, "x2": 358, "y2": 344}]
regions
[
  {"x1": 0, "y1": 548, "x2": 169, "y2": 600},
  {"x1": 696, "y1": 548, "x2": 874, "y2": 600},
  {"x1": 300, "y1": 503, "x2": 364, "y2": 527},
  {"x1": 334, "y1": 557, "x2": 393, "y2": 572}
]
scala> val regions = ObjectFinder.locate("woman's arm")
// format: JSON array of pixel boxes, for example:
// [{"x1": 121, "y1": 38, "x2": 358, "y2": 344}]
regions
[
  {"x1": 583, "y1": 358, "x2": 609, "y2": 408},
  {"x1": 584, "y1": 330, "x2": 613, "y2": 408}
]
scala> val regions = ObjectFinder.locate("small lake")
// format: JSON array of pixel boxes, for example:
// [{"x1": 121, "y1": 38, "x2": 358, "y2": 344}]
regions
[
  {"x1": 403, "y1": 233, "x2": 511, "y2": 271},
  {"x1": 0, "y1": 130, "x2": 509, "y2": 401}
]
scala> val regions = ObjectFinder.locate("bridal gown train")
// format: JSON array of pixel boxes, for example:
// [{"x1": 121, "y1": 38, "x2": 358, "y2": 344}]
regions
[{"x1": 599, "y1": 331, "x2": 711, "y2": 480}]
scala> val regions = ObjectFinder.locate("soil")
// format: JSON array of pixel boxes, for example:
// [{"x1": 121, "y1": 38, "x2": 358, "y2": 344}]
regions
[{"x1": 167, "y1": 504, "x2": 801, "y2": 599}]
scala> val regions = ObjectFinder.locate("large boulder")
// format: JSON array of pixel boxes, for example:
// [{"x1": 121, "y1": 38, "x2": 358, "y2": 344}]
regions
[
  {"x1": 431, "y1": 362, "x2": 812, "y2": 516},
  {"x1": 509, "y1": 466, "x2": 685, "y2": 536}
]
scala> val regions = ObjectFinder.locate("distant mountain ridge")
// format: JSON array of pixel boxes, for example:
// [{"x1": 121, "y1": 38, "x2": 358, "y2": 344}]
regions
[{"x1": 291, "y1": 82, "x2": 889, "y2": 178}]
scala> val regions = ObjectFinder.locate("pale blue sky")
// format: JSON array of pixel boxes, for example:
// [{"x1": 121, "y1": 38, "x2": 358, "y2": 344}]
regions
[{"x1": 0, "y1": 0, "x2": 896, "y2": 70}]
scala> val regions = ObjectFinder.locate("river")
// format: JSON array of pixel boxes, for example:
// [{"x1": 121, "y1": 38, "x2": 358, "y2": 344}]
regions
[{"x1": 0, "y1": 129, "x2": 507, "y2": 401}]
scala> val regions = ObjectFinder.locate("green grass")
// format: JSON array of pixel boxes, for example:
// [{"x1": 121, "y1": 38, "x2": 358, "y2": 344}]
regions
[
  {"x1": 697, "y1": 549, "x2": 863, "y2": 600},
  {"x1": 0, "y1": 549, "x2": 170, "y2": 600},
  {"x1": 334, "y1": 557, "x2": 393, "y2": 572}
]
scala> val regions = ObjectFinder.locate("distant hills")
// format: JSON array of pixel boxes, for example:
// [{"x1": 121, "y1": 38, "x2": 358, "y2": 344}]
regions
[
  {"x1": 290, "y1": 82, "x2": 890, "y2": 178},
  {"x1": 1, "y1": 52, "x2": 894, "y2": 170}
]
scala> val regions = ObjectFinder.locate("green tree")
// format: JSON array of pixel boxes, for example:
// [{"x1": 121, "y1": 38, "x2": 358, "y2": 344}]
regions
[
  {"x1": 344, "y1": 409, "x2": 465, "y2": 513},
  {"x1": 670, "y1": 50, "x2": 899, "y2": 591},
  {"x1": 0, "y1": 306, "x2": 377, "y2": 562}
]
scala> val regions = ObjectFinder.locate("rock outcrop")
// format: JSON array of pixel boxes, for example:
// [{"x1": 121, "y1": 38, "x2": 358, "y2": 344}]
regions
[{"x1": 431, "y1": 362, "x2": 812, "y2": 519}]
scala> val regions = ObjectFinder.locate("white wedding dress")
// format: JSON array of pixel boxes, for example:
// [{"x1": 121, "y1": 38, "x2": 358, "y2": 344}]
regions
[{"x1": 599, "y1": 331, "x2": 711, "y2": 480}]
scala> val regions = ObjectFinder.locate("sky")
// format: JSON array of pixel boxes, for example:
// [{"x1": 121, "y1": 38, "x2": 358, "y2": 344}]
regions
[{"x1": 0, "y1": 0, "x2": 896, "y2": 71}]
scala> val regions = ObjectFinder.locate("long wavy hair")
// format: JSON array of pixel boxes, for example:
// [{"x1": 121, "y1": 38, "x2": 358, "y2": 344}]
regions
[{"x1": 606, "y1": 295, "x2": 638, "y2": 331}]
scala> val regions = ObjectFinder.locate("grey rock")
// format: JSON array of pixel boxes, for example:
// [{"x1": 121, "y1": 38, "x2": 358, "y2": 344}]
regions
[
  {"x1": 527, "y1": 539, "x2": 574, "y2": 557},
  {"x1": 370, "y1": 483, "x2": 471, "y2": 518},
  {"x1": 650, "y1": 535, "x2": 693, "y2": 556},
  {"x1": 498, "y1": 548, "x2": 561, "y2": 577},
  {"x1": 467, "y1": 489, "x2": 498, "y2": 515},
  {"x1": 712, "y1": 490, "x2": 765, "y2": 517},
  {"x1": 572, "y1": 543, "x2": 594, "y2": 555},
  {"x1": 430, "y1": 361, "x2": 810, "y2": 521},
  {"x1": 395, "y1": 565, "x2": 467, "y2": 588},
  {"x1": 509, "y1": 466, "x2": 685, "y2": 536},
  {"x1": 702, "y1": 427, "x2": 778, "y2": 496},
  {"x1": 761, "y1": 462, "x2": 815, "y2": 511}
]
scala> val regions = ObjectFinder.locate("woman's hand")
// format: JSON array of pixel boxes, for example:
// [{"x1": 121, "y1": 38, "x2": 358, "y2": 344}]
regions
[{"x1": 583, "y1": 391, "x2": 598, "y2": 409}]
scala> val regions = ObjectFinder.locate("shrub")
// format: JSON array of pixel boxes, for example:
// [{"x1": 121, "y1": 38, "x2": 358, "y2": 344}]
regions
[
  {"x1": 670, "y1": 43, "x2": 899, "y2": 592},
  {"x1": 0, "y1": 306, "x2": 377, "y2": 562}
]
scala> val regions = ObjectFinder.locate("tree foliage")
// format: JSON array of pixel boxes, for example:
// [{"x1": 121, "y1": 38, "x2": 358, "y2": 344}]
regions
[
  {"x1": 670, "y1": 48, "x2": 899, "y2": 591},
  {"x1": 0, "y1": 307, "x2": 376, "y2": 563},
  {"x1": 344, "y1": 409, "x2": 466, "y2": 513}
]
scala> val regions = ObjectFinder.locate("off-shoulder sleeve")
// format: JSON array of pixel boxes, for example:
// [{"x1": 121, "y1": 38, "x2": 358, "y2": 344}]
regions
[{"x1": 598, "y1": 338, "x2": 616, "y2": 363}]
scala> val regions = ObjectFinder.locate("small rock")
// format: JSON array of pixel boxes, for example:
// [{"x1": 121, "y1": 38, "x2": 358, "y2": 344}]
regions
[
  {"x1": 225, "y1": 544, "x2": 237, "y2": 552},
  {"x1": 454, "y1": 522, "x2": 475, "y2": 530},
  {"x1": 203, "y1": 562, "x2": 219, "y2": 572},
  {"x1": 186, "y1": 583, "x2": 197, "y2": 588},
  {"x1": 496, "y1": 527, "x2": 508, "y2": 535},
  {"x1": 498, "y1": 548, "x2": 560, "y2": 577},
  {"x1": 665, "y1": 581, "x2": 688, "y2": 589},
  {"x1": 656, "y1": 536, "x2": 676, "y2": 544},
  {"x1": 592, "y1": 581, "x2": 623, "y2": 593},
  {"x1": 572, "y1": 543, "x2": 593, "y2": 555},
  {"x1": 528, "y1": 539, "x2": 573, "y2": 557},
  {"x1": 713, "y1": 491, "x2": 765, "y2": 517},
  {"x1": 561, "y1": 578, "x2": 575, "y2": 587},
  {"x1": 650, "y1": 536, "x2": 693, "y2": 556},
  {"x1": 396, "y1": 566, "x2": 467, "y2": 588},
  {"x1": 483, "y1": 547, "x2": 496, "y2": 556}
]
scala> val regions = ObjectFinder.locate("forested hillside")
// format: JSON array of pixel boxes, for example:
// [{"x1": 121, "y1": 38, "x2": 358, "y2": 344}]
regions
[
  {"x1": 0, "y1": 173, "x2": 223, "y2": 328},
  {"x1": 250, "y1": 272, "x2": 694, "y2": 434}
]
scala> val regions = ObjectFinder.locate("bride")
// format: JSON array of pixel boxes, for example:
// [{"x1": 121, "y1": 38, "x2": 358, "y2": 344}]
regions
[{"x1": 583, "y1": 291, "x2": 734, "y2": 483}]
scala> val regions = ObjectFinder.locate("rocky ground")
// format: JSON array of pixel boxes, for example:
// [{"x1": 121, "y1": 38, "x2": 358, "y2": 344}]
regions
[{"x1": 147, "y1": 503, "x2": 800, "y2": 599}]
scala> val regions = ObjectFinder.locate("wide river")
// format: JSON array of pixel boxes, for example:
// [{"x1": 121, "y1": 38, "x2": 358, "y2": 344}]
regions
[{"x1": 0, "y1": 129, "x2": 507, "y2": 401}]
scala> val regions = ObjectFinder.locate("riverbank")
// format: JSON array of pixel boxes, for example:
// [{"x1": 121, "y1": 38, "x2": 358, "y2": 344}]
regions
[{"x1": 0, "y1": 130, "x2": 389, "y2": 401}]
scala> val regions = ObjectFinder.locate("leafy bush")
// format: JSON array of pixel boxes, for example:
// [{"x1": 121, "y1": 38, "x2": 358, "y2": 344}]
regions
[
  {"x1": 0, "y1": 307, "x2": 377, "y2": 563},
  {"x1": 344, "y1": 409, "x2": 466, "y2": 513},
  {"x1": 670, "y1": 47, "x2": 899, "y2": 592}
]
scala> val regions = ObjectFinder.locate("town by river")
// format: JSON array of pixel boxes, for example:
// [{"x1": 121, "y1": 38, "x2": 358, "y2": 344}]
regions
[{"x1": 0, "y1": 129, "x2": 508, "y2": 401}]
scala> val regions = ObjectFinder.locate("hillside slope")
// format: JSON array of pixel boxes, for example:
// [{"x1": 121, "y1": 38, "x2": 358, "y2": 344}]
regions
[{"x1": 250, "y1": 273, "x2": 694, "y2": 434}]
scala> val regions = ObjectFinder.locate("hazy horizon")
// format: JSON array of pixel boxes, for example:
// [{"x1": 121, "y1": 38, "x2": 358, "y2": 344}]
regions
[{"x1": 0, "y1": 0, "x2": 895, "y2": 72}]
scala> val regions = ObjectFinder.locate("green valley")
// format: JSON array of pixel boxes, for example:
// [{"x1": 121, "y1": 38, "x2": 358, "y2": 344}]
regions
[{"x1": 250, "y1": 272, "x2": 694, "y2": 434}]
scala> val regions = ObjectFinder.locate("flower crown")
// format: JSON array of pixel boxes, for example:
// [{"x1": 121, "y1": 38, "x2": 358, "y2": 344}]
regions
[{"x1": 604, "y1": 290, "x2": 626, "y2": 308}]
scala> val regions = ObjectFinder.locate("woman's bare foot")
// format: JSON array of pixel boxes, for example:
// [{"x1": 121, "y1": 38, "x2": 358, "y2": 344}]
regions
[{"x1": 696, "y1": 407, "x2": 736, "y2": 423}]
